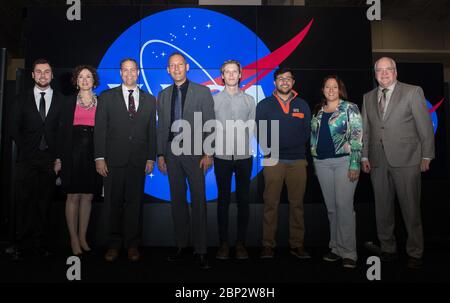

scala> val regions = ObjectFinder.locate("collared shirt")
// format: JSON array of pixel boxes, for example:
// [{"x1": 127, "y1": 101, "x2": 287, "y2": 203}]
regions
[
  {"x1": 214, "y1": 88, "x2": 256, "y2": 160},
  {"x1": 33, "y1": 86, "x2": 53, "y2": 116},
  {"x1": 276, "y1": 91, "x2": 295, "y2": 106},
  {"x1": 122, "y1": 84, "x2": 140, "y2": 111},
  {"x1": 378, "y1": 81, "x2": 396, "y2": 119}
]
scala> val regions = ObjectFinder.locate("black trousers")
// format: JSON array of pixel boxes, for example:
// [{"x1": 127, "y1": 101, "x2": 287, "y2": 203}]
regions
[
  {"x1": 15, "y1": 150, "x2": 56, "y2": 251},
  {"x1": 102, "y1": 165, "x2": 145, "y2": 249},
  {"x1": 214, "y1": 157, "x2": 252, "y2": 243}
]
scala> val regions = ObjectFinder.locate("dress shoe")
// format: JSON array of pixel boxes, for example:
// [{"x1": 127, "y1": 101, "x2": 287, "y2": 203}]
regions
[
  {"x1": 195, "y1": 253, "x2": 211, "y2": 270},
  {"x1": 407, "y1": 256, "x2": 423, "y2": 269},
  {"x1": 380, "y1": 251, "x2": 399, "y2": 262},
  {"x1": 167, "y1": 247, "x2": 192, "y2": 262},
  {"x1": 105, "y1": 248, "x2": 120, "y2": 262},
  {"x1": 128, "y1": 247, "x2": 141, "y2": 262}
]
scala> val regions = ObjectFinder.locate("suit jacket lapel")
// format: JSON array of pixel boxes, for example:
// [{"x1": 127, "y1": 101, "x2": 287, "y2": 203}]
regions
[
  {"x1": 184, "y1": 84, "x2": 195, "y2": 116},
  {"x1": 27, "y1": 92, "x2": 43, "y2": 122},
  {"x1": 136, "y1": 88, "x2": 146, "y2": 117},
  {"x1": 369, "y1": 89, "x2": 382, "y2": 122},
  {"x1": 383, "y1": 82, "x2": 401, "y2": 122},
  {"x1": 165, "y1": 85, "x2": 173, "y2": 124},
  {"x1": 46, "y1": 92, "x2": 59, "y2": 121},
  {"x1": 115, "y1": 86, "x2": 129, "y2": 116}
]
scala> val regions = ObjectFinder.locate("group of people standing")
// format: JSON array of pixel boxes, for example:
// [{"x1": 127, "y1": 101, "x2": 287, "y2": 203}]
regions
[{"x1": 9, "y1": 54, "x2": 434, "y2": 271}]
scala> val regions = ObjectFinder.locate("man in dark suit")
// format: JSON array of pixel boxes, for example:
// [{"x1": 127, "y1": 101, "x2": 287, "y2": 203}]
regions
[
  {"x1": 94, "y1": 58, "x2": 156, "y2": 262},
  {"x1": 9, "y1": 58, "x2": 64, "y2": 259},
  {"x1": 361, "y1": 57, "x2": 435, "y2": 269},
  {"x1": 157, "y1": 52, "x2": 215, "y2": 269}
]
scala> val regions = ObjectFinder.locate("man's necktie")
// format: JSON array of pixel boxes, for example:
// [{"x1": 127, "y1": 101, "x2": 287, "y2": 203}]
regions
[
  {"x1": 379, "y1": 88, "x2": 388, "y2": 117},
  {"x1": 174, "y1": 86, "x2": 182, "y2": 121},
  {"x1": 39, "y1": 92, "x2": 46, "y2": 121},
  {"x1": 39, "y1": 92, "x2": 47, "y2": 150},
  {"x1": 128, "y1": 89, "x2": 136, "y2": 119}
]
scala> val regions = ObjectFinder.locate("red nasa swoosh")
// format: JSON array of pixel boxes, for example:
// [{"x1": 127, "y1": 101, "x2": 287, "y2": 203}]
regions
[
  {"x1": 202, "y1": 19, "x2": 314, "y2": 90},
  {"x1": 429, "y1": 98, "x2": 445, "y2": 113}
]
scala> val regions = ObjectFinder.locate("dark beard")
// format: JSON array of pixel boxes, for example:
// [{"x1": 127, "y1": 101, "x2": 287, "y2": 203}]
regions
[
  {"x1": 35, "y1": 80, "x2": 50, "y2": 89},
  {"x1": 276, "y1": 87, "x2": 291, "y2": 97}
]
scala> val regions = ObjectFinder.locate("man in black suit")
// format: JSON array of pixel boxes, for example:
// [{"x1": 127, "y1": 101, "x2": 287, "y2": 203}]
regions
[
  {"x1": 94, "y1": 58, "x2": 156, "y2": 262},
  {"x1": 157, "y1": 53, "x2": 215, "y2": 269},
  {"x1": 9, "y1": 58, "x2": 64, "y2": 259}
]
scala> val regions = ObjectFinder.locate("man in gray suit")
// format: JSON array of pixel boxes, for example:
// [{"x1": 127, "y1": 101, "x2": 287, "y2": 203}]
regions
[
  {"x1": 157, "y1": 52, "x2": 215, "y2": 269},
  {"x1": 95, "y1": 58, "x2": 156, "y2": 262},
  {"x1": 361, "y1": 57, "x2": 434, "y2": 269}
]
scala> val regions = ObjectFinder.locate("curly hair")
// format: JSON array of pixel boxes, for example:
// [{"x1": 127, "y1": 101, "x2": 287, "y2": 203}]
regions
[{"x1": 71, "y1": 65, "x2": 99, "y2": 88}]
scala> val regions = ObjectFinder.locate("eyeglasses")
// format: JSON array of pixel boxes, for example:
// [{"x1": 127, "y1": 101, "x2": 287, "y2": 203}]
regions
[
  {"x1": 375, "y1": 67, "x2": 396, "y2": 73},
  {"x1": 276, "y1": 77, "x2": 293, "y2": 82}
]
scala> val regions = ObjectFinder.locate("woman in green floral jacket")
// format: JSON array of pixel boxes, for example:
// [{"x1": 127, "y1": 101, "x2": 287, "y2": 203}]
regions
[{"x1": 310, "y1": 75, "x2": 363, "y2": 269}]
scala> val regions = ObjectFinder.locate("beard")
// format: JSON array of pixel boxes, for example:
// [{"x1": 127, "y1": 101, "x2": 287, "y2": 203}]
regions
[
  {"x1": 276, "y1": 87, "x2": 291, "y2": 96},
  {"x1": 35, "y1": 79, "x2": 51, "y2": 89}
]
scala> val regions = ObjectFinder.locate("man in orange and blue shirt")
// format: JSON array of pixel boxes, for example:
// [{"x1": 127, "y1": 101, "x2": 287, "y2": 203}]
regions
[{"x1": 255, "y1": 67, "x2": 311, "y2": 259}]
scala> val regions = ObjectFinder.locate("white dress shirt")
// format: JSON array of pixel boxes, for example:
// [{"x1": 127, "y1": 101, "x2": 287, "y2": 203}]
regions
[
  {"x1": 122, "y1": 84, "x2": 139, "y2": 111},
  {"x1": 34, "y1": 86, "x2": 53, "y2": 116}
]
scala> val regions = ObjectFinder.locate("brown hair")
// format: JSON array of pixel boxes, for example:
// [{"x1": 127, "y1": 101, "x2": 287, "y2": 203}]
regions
[
  {"x1": 220, "y1": 59, "x2": 242, "y2": 85},
  {"x1": 32, "y1": 58, "x2": 52, "y2": 71},
  {"x1": 71, "y1": 65, "x2": 99, "y2": 88},
  {"x1": 313, "y1": 75, "x2": 348, "y2": 115}
]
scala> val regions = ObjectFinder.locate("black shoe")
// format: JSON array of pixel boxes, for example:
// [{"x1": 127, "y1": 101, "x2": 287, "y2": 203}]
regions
[
  {"x1": 167, "y1": 247, "x2": 192, "y2": 262},
  {"x1": 195, "y1": 253, "x2": 211, "y2": 270},
  {"x1": 323, "y1": 252, "x2": 341, "y2": 262},
  {"x1": 407, "y1": 257, "x2": 423, "y2": 269},
  {"x1": 380, "y1": 251, "x2": 399, "y2": 262}
]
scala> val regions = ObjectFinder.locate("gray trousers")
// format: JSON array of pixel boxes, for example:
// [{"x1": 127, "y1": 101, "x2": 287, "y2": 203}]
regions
[
  {"x1": 371, "y1": 151, "x2": 423, "y2": 258},
  {"x1": 314, "y1": 156, "x2": 357, "y2": 260},
  {"x1": 166, "y1": 149, "x2": 207, "y2": 254}
]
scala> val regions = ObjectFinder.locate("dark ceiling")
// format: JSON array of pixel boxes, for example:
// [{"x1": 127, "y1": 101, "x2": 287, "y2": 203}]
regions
[{"x1": 1, "y1": 0, "x2": 449, "y2": 57}]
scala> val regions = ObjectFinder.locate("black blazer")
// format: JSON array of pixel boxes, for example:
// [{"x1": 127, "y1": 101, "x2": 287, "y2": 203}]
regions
[
  {"x1": 94, "y1": 86, "x2": 157, "y2": 167},
  {"x1": 10, "y1": 89, "x2": 64, "y2": 161}
]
